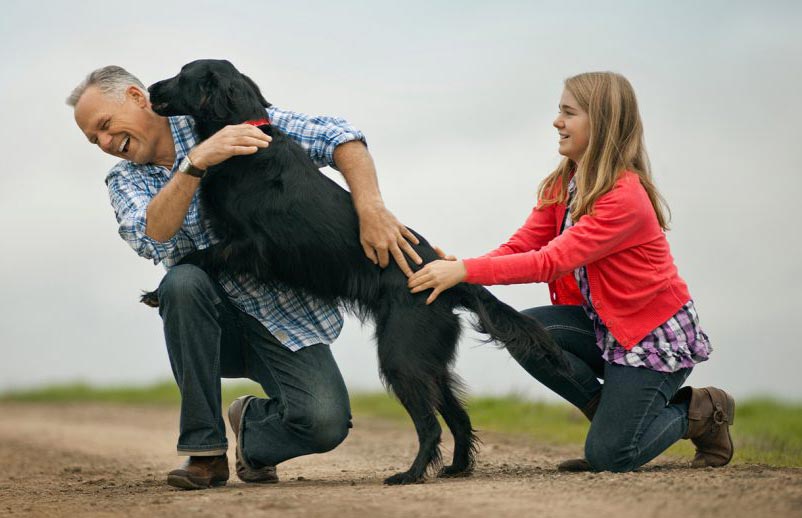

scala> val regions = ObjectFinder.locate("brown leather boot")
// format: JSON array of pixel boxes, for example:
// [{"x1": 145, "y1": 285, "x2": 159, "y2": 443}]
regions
[
  {"x1": 557, "y1": 392, "x2": 602, "y2": 472},
  {"x1": 228, "y1": 395, "x2": 279, "y2": 484},
  {"x1": 682, "y1": 386, "x2": 735, "y2": 468},
  {"x1": 167, "y1": 455, "x2": 229, "y2": 490}
]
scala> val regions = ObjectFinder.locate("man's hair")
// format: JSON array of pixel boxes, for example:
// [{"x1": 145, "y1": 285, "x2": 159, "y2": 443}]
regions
[{"x1": 66, "y1": 65, "x2": 147, "y2": 107}]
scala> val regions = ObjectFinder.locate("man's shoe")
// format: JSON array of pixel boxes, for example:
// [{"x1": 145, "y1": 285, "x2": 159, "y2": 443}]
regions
[
  {"x1": 557, "y1": 458, "x2": 593, "y2": 472},
  {"x1": 167, "y1": 455, "x2": 229, "y2": 490},
  {"x1": 227, "y1": 395, "x2": 279, "y2": 484},
  {"x1": 682, "y1": 387, "x2": 735, "y2": 468}
]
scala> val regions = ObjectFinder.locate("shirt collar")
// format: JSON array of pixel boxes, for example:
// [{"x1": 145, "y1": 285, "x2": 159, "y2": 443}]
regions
[{"x1": 167, "y1": 115, "x2": 199, "y2": 175}]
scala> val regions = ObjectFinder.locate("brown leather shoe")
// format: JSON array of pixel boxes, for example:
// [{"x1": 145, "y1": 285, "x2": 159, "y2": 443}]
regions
[
  {"x1": 683, "y1": 387, "x2": 735, "y2": 468},
  {"x1": 167, "y1": 455, "x2": 229, "y2": 490},
  {"x1": 228, "y1": 395, "x2": 279, "y2": 484},
  {"x1": 557, "y1": 392, "x2": 601, "y2": 472},
  {"x1": 557, "y1": 458, "x2": 593, "y2": 472}
]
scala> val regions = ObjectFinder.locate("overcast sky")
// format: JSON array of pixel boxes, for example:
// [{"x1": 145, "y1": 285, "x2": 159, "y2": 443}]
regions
[{"x1": 1, "y1": 1, "x2": 800, "y2": 400}]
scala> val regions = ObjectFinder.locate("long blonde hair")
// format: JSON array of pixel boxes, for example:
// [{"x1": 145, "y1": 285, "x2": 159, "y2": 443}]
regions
[{"x1": 538, "y1": 72, "x2": 670, "y2": 230}]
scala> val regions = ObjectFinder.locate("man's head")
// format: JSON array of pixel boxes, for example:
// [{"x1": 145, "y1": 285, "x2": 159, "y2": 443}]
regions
[{"x1": 68, "y1": 66, "x2": 168, "y2": 165}]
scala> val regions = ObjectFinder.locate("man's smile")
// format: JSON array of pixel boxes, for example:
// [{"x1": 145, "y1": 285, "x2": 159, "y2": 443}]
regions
[{"x1": 118, "y1": 135, "x2": 130, "y2": 154}]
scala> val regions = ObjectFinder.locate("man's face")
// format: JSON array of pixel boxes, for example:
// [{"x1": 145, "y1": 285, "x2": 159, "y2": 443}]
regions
[{"x1": 74, "y1": 85, "x2": 159, "y2": 164}]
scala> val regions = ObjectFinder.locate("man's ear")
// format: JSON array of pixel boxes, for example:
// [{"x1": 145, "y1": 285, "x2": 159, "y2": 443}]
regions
[{"x1": 126, "y1": 85, "x2": 148, "y2": 107}]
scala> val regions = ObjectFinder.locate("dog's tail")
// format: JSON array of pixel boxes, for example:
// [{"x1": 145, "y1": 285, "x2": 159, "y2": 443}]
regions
[
  {"x1": 455, "y1": 284, "x2": 570, "y2": 374},
  {"x1": 140, "y1": 290, "x2": 160, "y2": 308}
]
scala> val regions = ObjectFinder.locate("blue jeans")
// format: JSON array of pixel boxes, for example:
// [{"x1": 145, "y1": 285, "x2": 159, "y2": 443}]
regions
[
  {"x1": 515, "y1": 305, "x2": 691, "y2": 472},
  {"x1": 157, "y1": 265, "x2": 351, "y2": 466}
]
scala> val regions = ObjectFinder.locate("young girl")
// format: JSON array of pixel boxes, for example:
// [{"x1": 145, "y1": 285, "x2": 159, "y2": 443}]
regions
[{"x1": 408, "y1": 72, "x2": 734, "y2": 472}]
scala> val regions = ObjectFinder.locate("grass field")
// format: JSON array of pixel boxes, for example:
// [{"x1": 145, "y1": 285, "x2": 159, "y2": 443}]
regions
[{"x1": 3, "y1": 381, "x2": 801, "y2": 467}]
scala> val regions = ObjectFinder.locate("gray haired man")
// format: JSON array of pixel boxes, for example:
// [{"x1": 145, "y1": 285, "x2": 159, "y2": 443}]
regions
[{"x1": 68, "y1": 65, "x2": 421, "y2": 489}]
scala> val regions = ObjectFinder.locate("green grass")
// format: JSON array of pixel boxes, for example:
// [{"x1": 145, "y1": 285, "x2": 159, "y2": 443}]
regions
[{"x1": 3, "y1": 382, "x2": 801, "y2": 467}]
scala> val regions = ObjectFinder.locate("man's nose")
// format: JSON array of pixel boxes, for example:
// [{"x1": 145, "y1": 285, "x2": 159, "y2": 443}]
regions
[{"x1": 98, "y1": 132, "x2": 114, "y2": 153}]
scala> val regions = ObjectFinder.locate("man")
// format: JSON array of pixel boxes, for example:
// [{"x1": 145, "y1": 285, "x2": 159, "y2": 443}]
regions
[{"x1": 68, "y1": 65, "x2": 422, "y2": 490}]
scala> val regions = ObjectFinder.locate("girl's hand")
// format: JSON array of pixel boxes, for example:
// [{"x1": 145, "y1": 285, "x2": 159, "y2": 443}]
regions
[
  {"x1": 433, "y1": 246, "x2": 457, "y2": 261},
  {"x1": 408, "y1": 259, "x2": 467, "y2": 304}
]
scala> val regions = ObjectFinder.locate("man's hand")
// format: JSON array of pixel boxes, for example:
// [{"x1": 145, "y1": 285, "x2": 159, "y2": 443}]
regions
[
  {"x1": 358, "y1": 204, "x2": 422, "y2": 277},
  {"x1": 408, "y1": 259, "x2": 467, "y2": 304},
  {"x1": 188, "y1": 124, "x2": 271, "y2": 170}
]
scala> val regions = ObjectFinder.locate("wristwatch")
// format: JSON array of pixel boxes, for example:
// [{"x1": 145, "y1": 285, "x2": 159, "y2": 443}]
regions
[{"x1": 178, "y1": 154, "x2": 206, "y2": 178}]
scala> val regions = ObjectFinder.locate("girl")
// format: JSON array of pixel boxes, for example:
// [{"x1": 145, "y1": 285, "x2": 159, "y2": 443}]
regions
[{"x1": 408, "y1": 72, "x2": 734, "y2": 472}]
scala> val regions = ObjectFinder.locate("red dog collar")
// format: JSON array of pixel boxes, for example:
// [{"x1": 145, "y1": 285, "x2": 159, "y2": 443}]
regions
[{"x1": 244, "y1": 118, "x2": 270, "y2": 127}]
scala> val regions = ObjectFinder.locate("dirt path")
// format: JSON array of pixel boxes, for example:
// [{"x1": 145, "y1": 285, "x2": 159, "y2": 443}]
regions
[{"x1": 0, "y1": 403, "x2": 800, "y2": 518}]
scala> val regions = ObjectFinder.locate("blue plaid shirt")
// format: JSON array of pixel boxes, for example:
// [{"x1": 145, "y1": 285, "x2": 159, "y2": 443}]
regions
[{"x1": 106, "y1": 107, "x2": 366, "y2": 351}]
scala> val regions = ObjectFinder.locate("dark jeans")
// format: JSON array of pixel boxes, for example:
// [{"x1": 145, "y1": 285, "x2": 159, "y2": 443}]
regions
[
  {"x1": 157, "y1": 265, "x2": 351, "y2": 467},
  {"x1": 515, "y1": 305, "x2": 691, "y2": 472}
]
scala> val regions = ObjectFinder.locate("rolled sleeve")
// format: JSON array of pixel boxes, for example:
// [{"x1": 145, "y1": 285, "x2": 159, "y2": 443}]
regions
[
  {"x1": 106, "y1": 169, "x2": 177, "y2": 264},
  {"x1": 268, "y1": 107, "x2": 366, "y2": 169}
]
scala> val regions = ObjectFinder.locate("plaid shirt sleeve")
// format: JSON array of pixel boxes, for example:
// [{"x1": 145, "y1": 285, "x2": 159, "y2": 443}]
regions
[
  {"x1": 267, "y1": 106, "x2": 366, "y2": 169},
  {"x1": 106, "y1": 165, "x2": 179, "y2": 265}
]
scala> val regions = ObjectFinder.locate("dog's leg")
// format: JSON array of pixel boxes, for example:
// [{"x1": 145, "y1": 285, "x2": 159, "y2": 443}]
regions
[
  {"x1": 376, "y1": 307, "x2": 446, "y2": 485},
  {"x1": 380, "y1": 368, "x2": 442, "y2": 485},
  {"x1": 436, "y1": 374, "x2": 479, "y2": 478}
]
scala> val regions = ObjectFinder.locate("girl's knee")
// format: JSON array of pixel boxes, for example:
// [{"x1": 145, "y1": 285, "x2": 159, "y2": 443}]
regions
[{"x1": 584, "y1": 433, "x2": 638, "y2": 473}]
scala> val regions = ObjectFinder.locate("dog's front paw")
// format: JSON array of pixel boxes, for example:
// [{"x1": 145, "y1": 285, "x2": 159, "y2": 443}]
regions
[{"x1": 383, "y1": 470, "x2": 425, "y2": 485}]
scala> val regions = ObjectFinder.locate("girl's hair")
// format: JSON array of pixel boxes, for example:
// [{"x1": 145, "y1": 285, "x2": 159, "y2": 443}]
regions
[{"x1": 537, "y1": 72, "x2": 670, "y2": 230}]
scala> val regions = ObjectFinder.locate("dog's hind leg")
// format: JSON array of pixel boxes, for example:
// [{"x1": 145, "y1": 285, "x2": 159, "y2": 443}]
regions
[
  {"x1": 436, "y1": 374, "x2": 479, "y2": 478},
  {"x1": 376, "y1": 306, "x2": 448, "y2": 485},
  {"x1": 380, "y1": 369, "x2": 442, "y2": 485}
]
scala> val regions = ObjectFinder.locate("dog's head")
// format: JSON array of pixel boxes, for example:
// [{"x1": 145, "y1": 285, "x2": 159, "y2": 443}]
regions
[{"x1": 148, "y1": 59, "x2": 271, "y2": 124}]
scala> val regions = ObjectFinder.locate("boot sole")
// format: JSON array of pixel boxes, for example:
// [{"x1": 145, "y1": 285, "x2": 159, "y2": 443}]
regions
[{"x1": 167, "y1": 474, "x2": 227, "y2": 490}]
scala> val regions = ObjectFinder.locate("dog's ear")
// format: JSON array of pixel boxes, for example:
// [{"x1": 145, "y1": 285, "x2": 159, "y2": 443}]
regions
[
  {"x1": 199, "y1": 70, "x2": 237, "y2": 120},
  {"x1": 241, "y1": 73, "x2": 271, "y2": 108}
]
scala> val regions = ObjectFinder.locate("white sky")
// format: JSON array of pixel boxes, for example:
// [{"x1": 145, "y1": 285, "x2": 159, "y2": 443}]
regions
[{"x1": 1, "y1": 1, "x2": 800, "y2": 400}]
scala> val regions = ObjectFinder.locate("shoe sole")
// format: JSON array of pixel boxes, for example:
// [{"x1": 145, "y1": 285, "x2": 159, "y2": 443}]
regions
[{"x1": 167, "y1": 474, "x2": 227, "y2": 490}]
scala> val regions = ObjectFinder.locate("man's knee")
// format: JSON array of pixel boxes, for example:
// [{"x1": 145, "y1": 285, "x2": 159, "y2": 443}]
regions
[
  {"x1": 158, "y1": 265, "x2": 218, "y2": 309},
  {"x1": 286, "y1": 404, "x2": 351, "y2": 453},
  {"x1": 584, "y1": 432, "x2": 637, "y2": 473}
]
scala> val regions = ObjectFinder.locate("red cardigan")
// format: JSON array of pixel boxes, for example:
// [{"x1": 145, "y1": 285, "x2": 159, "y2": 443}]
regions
[{"x1": 462, "y1": 171, "x2": 691, "y2": 349}]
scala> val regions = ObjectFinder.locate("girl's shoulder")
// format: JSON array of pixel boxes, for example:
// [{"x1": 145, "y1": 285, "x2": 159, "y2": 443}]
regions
[{"x1": 594, "y1": 170, "x2": 655, "y2": 217}]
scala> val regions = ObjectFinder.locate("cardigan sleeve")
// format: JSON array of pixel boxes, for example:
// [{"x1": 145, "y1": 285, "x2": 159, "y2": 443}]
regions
[
  {"x1": 481, "y1": 203, "x2": 558, "y2": 258},
  {"x1": 463, "y1": 176, "x2": 654, "y2": 285}
]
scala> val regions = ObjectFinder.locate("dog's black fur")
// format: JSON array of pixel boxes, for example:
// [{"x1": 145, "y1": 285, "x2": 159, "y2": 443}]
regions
[{"x1": 145, "y1": 59, "x2": 568, "y2": 485}]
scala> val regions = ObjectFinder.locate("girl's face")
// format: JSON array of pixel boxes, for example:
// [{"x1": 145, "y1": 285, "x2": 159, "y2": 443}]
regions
[{"x1": 553, "y1": 88, "x2": 590, "y2": 164}]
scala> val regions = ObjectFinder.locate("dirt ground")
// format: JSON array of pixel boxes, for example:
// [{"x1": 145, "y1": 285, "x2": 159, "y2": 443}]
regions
[{"x1": 0, "y1": 403, "x2": 800, "y2": 518}]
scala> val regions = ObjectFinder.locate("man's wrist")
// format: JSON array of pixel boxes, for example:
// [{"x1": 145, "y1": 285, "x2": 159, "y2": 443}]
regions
[
  {"x1": 353, "y1": 197, "x2": 385, "y2": 216},
  {"x1": 180, "y1": 151, "x2": 207, "y2": 178},
  {"x1": 187, "y1": 148, "x2": 209, "y2": 172}
]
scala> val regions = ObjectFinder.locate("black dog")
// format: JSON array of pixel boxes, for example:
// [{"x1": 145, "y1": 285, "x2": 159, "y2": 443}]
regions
[{"x1": 146, "y1": 59, "x2": 567, "y2": 485}]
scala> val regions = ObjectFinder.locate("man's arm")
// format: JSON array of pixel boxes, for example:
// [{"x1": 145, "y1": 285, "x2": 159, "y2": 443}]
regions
[
  {"x1": 333, "y1": 141, "x2": 422, "y2": 277},
  {"x1": 145, "y1": 124, "x2": 271, "y2": 241}
]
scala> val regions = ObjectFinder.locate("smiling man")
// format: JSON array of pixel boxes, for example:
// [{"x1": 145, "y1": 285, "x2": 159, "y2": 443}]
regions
[{"x1": 68, "y1": 65, "x2": 420, "y2": 490}]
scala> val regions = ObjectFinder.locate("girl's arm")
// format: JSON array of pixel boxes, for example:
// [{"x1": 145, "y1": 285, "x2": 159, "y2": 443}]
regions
[
  {"x1": 463, "y1": 177, "x2": 653, "y2": 285},
  {"x1": 482, "y1": 203, "x2": 558, "y2": 258},
  {"x1": 409, "y1": 175, "x2": 655, "y2": 301}
]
